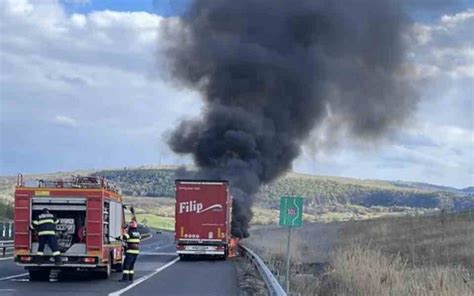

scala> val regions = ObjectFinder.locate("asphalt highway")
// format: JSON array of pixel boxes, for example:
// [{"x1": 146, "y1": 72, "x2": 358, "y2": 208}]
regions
[{"x1": 0, "y1": 232, "x2": 240, "y2": 296}]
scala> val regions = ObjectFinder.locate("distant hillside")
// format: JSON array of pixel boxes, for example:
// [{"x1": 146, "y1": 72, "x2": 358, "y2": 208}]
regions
[
  {"x1": 94, "y1": 168, "x2": 176, "y2": 197},
  {"x1": 94, "y1": 168, "x2": 474, "y2": 214},
  {"x1": 461, "y1": 186, "x2": 474, "y2": 195},
  {"x1": 1, "y1": 167, "x2": 472, "y2": 221},
  {"x1": 388, "y1": 181, "x2": 472, "y2": 195}
]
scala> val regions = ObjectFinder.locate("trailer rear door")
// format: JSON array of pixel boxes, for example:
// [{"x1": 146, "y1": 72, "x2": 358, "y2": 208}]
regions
[{"x1": 175, "y1": 181, "x2": 229, "y2": 242}]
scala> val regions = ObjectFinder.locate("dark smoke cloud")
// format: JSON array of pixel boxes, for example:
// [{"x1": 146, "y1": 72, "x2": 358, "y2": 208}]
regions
[{"x1": 165, "y1": 0, "x2": 418, "y2": 238}]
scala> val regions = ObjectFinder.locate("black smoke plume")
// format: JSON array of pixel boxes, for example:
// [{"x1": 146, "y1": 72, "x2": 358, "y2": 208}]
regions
[{"x1": 166, "y1": 0, "x2": 417, "y2": 238}]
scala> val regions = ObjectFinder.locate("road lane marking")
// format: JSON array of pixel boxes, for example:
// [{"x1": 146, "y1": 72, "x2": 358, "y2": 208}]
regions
[
  {"x1": 153, "y1": 244, "x2": 175, "y2": 250},
  {"x1": 140, "y1": 252, "x2": 177, "y2": 256},
  {"x1": 0, "y1": 273, "x2": 29, "y2": 281},
  {"x1": 141, "y1": 234, "x2": 153, "y2": 242},
  {"x1": 108, "y1": 257, "x2": 180, "y2": 296},
  {"x1": 0, "y1": 257, "x2": 13, "y2": 261}
]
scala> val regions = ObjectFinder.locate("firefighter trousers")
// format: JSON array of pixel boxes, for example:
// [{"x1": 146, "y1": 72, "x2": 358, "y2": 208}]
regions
[
  {"x1": 37, "y1": 235, "x2": 60, "y2": 256},
  {"x1": 122, "y1": 253, "x2": 138, "y2": 277}
]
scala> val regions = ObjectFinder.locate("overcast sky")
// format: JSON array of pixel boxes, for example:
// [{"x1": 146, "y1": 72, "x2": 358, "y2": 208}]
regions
[{"x1": 0, "y1": 0, "x2": 472, "y2": 188}]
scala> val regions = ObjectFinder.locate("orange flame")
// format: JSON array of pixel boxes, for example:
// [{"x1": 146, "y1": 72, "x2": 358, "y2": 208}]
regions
[{"x1": 228, "y1": 237, "x2": 240, "y2": 257}]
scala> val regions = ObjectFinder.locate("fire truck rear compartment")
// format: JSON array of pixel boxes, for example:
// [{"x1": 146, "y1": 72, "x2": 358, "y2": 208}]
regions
[{"x1": 31, "y1": 197, "x2": 86, "y2": 254}]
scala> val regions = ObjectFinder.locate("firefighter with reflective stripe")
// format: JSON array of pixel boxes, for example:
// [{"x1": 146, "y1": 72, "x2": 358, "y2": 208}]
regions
[
  {"x1": 118, "y1": 219, "x2": 141, "y2": 282},
  {"x1": 30, "y1": 208, "x2": 62, "y2": 265}
]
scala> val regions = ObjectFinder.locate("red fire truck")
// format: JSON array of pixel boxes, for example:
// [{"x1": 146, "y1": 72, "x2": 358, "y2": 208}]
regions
[
  {"x1": 14, "y1": 174, "x2": 125, "y2": 281},
  {"x1": 175, "y1": 180, "x2": 232, "y2": 259}
]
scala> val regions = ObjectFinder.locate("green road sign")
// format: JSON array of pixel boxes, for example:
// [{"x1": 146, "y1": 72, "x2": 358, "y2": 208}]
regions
[{"x1": 279, "y1": 196, "x2": 303, "y2": 227}]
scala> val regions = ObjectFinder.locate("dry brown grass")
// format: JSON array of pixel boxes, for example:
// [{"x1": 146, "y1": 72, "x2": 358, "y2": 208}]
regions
[
  {"x1": 300, "y1": 245, "x2": 472, "y2": 296},
  {"x1": 338, "y1": 212, "x2": 474, "y2": 273},
  {"x1": 244, "y1": 211, "x2": 474, "y2": 295}
]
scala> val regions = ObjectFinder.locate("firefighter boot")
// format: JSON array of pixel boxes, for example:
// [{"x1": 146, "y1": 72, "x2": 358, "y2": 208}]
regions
[
  {"x1": 54, "y1": 256, "x2": 62, "y2": 265},
  {"x1": 119, "y1": 273, "x2": 129, "y2": 282},
  {"x1": 129, "y1": 273, "x2": 134, "y2": 282}
]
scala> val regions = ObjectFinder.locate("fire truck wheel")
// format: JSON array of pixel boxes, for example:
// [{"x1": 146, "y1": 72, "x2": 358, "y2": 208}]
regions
[
  {"x1": 29, "y1": 269, "x2": 51, "y2": 281},
  {"x1": 98, "y1": 256, "x2": 112, "y2": 279}
]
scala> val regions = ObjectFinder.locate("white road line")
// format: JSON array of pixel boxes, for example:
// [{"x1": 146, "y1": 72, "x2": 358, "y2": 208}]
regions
[
  {"x1": 0, "y1": 257, "x2": 13, "y2": 261},
  {"x1": 140, "y1": 252, "x2": 177, "y2": 256},
  {"x1": 153, "y1": 244, "x2": 175, "y2": 250},
  {"x1": 108, "y1": 257, "x2": 180, "y2": 296},
  {"x1": 141, "y1": 234, "x2": 153, "y2": 242},
  {"x1": 0, "y1": 273, "x2": 29, "y2": 281}
]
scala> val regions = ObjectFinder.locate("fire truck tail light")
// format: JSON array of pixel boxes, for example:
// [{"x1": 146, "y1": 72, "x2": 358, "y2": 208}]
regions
[{"x1": 82, "y1": 257, "x2": 96, "y2": 263}]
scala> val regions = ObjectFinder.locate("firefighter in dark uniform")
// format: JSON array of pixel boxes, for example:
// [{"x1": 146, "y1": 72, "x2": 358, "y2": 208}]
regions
[
  {"x1": 31, "y1": 208, "x2": 62, "y2": 265},
  {"x1": 119, "y1": 219, "x2": 141, "y2": 282}
]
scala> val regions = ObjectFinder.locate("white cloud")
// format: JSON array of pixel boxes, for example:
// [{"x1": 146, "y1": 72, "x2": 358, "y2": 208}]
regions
[
  {"x1": 409, "y1": 9, "x2": 474, "y2": 79},
  {"x1": 0, "y1": 0, "x2": 201, "y2": 174},
  {"x1": 0, "y1": 1, "x2": 472, "y2": 187},
  {"x1": 53, "y1": 115, "x2": 78, "y2": 127},
  {"x1": 63, "y1": 0, "x2": 90, "y2": 5}
]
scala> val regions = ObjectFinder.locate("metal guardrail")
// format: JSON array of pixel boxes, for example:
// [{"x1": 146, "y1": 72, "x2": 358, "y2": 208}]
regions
[
  {"x1": 0, "y1": 240, "x2": 14, "y2": 257},
  {"x1": 240, "y1": 244, "x2": 287, "y2": 296}
]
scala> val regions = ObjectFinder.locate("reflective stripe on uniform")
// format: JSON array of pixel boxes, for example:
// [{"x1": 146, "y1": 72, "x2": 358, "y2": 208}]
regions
[
  {"x1": 38, "y1": 219, "x2": 56, "y2": 225},
  {"x1": 126, "y1": 249, "x2": 140, "y2": 254},
  {"x1": 52, "y1": 251, "x2": 60, "y2": 256},
  {"x1": 123, "y1": 270, "x2": 131, "y2": 274},
  {"x1": 37, "y1": 252, "x2": 44, "y2": 255},
  {"x1": 129, "y1": 270, "x2": 134, "y2": 274},
  {"x1": 127, "y1": 239, "x2": 140, "y2": 243},
  {"x1": 123, "y1": 233, "x2": 130, "y2": 239},
  {"x1": 32, "y1": 221, "x2": 39, "y2": 225},
  {"x1": 38, "y1": 231, "x2": 56, "y2": 236}
]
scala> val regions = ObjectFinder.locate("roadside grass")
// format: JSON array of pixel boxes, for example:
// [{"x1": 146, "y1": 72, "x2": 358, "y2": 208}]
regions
[
  {"x1": 300, "y1": 245, "x2": 473, "y2": 296},
  {"x1": 123, "y1": 196, "x2": 175, "y2": 218},
  {"x1": 126, "y1": 213, "x2": 175, "y2": 231},
  {"x1": 245, "y1": 211, "x2": 474, "y2": 295}
]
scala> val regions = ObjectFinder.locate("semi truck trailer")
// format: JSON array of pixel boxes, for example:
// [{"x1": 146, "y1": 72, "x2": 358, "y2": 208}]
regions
[
  {"x1": 14, "y1": 175, "x2": 125, "y2": 281},
  {"x1": 175, "y1": 180, "x2": 232, "y2": 259}
]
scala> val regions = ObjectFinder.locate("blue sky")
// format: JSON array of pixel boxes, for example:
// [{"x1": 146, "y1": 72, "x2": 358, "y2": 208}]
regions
[
  {"x1": 61, "y1": 0, "x2": 191, "y2": 16},
  {"x1": 1, "y1": 0, "x2": 473, "y2": 188},
  {"x1": 59, "y1": 0, "x2": 473, "y2": 21}
]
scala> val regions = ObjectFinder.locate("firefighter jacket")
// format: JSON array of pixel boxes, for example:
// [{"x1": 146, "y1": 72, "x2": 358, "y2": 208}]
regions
[
  {"x1": 121, "y1": 230, "x2": 141, "y2": 255},
  {"x1": 31, "y1": 213, "x2": 59, "y2": 236}
]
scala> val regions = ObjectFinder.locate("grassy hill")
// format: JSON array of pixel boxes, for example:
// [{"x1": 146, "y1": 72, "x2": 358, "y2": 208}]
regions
[
  {"x1": 1, "y1": 167, "x2": 472, "y2": 222},
  {"x1": 95, "y1": 168, "x2": 473, "y2": 220}
]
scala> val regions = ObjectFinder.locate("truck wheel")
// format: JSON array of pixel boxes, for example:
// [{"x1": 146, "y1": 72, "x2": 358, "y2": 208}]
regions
[
  {"x1": 220, "y1": 247, "x2": 228, "y2": 260},
  {"x1": 104, "y1": 260, "x2": 112, "y2": 279},
  {"x1": 29, "y1": 269, "x2": 50, "y2": 281},
  {"x1": 98, "y1": 256, "x2": 112, "y2": 279}
]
